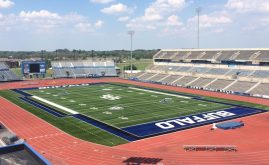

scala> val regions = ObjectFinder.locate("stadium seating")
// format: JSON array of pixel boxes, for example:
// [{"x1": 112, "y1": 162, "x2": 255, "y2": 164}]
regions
[
  {"x1": 232, "y1": 50, "x2": 257, "y2": 60},
  {"x1": 206, "y1": 68, "x2": 230, "y2": 75},
  {"x1": 52, "y1": 60, "x2": 117, "y2": 78},
  {"x1": 251, "y1": 70, "x2": 269, "y2": 78},
  {"x1": 130, "y1": 49, "x2": 269, "y2": 98},
  {"x1": 200, "y1": 51, "x2": 219, "y2": 60},
  {"x1": 254, "y1": 50, "x2": 269, "y2": 61},
  {"x1": 173, "y1": 76, "x2": 197, "y2": 86},
  {"x1": 0, "y1": 62, "x2": 20, "y2": 82},
  {"x1": 226, "y1": 69, "x2": 253, "y2": 77},
  {"x1": 138, "y1": 73, "x2": 156, "y2": 81},
  {"x1": 161, "y1": 75, "x2": 183, "y2": 84},
  {"x1": 147, "y1": 74, "x2": 168, "y2": 82},
  {"x1": 206, "y1": 79, "x2": 234, "y2": 90},
  {"x1": 226, "y1": 81, "x2": 257, "y2": 93},
  {"x1": 249, "y1": 83, "x2": 269, "y2": 96},
  {"x1": 189, "y1": 78, "x2": 215, "y2": 88}
]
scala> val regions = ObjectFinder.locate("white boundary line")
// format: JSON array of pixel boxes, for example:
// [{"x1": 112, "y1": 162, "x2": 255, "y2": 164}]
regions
[
  {"x1": 32, "y1": 96, "x2": 79, "y2": 115},
  {"x1": 128, "y1": 87, "x2": 191, "y2": 99}
]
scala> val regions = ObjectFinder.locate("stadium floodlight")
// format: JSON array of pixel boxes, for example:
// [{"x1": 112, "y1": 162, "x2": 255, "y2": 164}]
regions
[
  {"x1": 128, "y1": 30, "x2": 135, "y2": 74},
  {"x1": 196, "y1": 7, "x2": 201, "y2": 49}
]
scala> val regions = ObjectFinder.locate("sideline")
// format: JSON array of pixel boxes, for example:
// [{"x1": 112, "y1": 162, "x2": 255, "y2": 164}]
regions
[
  {"x1": 129, "y1": 87, "x2": 191, "y2": 99},
  {"x1": 32, "y1": 96, "x2": 79, "y2": 114}
]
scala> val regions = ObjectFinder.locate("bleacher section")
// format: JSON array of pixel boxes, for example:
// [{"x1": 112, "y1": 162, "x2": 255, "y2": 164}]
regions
[
  {"x1": 154, "y1": 49, "x2": 269, "y2": 62},
  {"x1": 52, "y1": 60, "x2": 117, "y2": 78},
  {"x1": 206, "y1": 79, "x2": 234, "y2": 90},
  {"x1": 0, "y1": 62, "x2": 20, "y2": 82},
  {"x1": 226, "y1": 81, "x2": 257, "y2": 93},
  {"x1": 161, "y1": 75, "x2": 182, "y2": 84},
  {"x1": 249, "y1": 83, "x2": 269, "y2": 97},
  {"x1": 189, "y1": 78, "x2": 215, "y2": 88},
  {"x1": 173, "y1": 76, "x2": 197, "y2": 86},
  {"x1": 129, "y1": 48, "x2": 269, "y2": 99}
]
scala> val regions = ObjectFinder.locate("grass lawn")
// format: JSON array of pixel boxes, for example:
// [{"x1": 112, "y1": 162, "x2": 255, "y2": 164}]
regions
[{"x1": 117, "y1": 59, "x2": 152, "y2": 71}]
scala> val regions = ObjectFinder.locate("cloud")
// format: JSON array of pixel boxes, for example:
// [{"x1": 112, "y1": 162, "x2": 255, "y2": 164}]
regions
[
  {"x1": 75, "y1": 22, "x2": 93, "y2": 32},
  {"x1": 90, "y1": 0, "x2": 114, "y2": 4},
  {"x1": 0, "y1": 10, "x2": 103, "y2": 33},
  {"x1": 0, "y1": 0, "x2": 14, "y2": 9},
  {"x1": 226, "y1": 0, "x2": 269, "y2": 13},
  {"x1": 167, "y1": 15, "x2": 183, "y2": 26},
  {"x1": 143, "y1": 0, "x2": 186, "y2": 21},
  {"x1": 118, "y1": 16, "x2": 130, "y2": 22},
  {"x1": 94, "y1": 20, "x2": 104, "y2": 28},
  {"x1": 188, "y1": 13, "x2": 232, "y2": 28},
  {"x1": 19, "y1": 10, "x2": 61, "y2": 20},
  {"x1": 101, "y1": 3, "x2": 129, "y2": 14},
  {"x1": 126, "y1": 0, "x2": 186, "y2": 30}
]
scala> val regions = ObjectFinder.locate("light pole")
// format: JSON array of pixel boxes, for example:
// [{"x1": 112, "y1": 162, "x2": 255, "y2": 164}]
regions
[
  {"x1": 196, "y1": 7, "x2": 201, "y2": 49},
  {"x1": 128, "y1": 30, "x2": 135, "y2": 74}
]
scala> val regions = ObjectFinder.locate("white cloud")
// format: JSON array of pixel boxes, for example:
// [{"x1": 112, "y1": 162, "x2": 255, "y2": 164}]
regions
[
  {"x1": 75, "y1": 22, "x2": 93, "y2": 32},
  {"x1": 143, "y1": 0, "x2": 186, "y2": 21},
  {"x1": 0, "y1": 0, "x2": 14, "y2": 9},
  {"x1": 0, "y1": 10, "x2": 103, "y2": 33},
  {"x1": 19, "y1": 10, "x2": 61, "y2": 20},
  {"x1": 90, "y1": 0, "x2": 114, "y2": 4},
  {"x1": 188, "y1": 13, "x2": 232, "y2": 28},
  {"x1": 126, "y1": 0, "x2": 186, "y2": 30},
  {"x1": 118, "y1": 16, "x2": 129, "y2": 22},
  {"x1": 226, "y1": 0, "x2": 269, "y2": 13},
  {"x1": 101, "y1": 3, "x2": 129, "y2": 14},
  {"x1": 94, "y1": 20, "x2": 104, "y2": 28},
  {"x1": 167, "y1": 15, "x2": 183, "y2": 26}
]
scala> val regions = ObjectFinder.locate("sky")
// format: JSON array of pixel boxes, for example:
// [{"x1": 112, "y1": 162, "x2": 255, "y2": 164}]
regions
[{"x1": 0, "y1": 0, "x2": 269, "y2": 51}]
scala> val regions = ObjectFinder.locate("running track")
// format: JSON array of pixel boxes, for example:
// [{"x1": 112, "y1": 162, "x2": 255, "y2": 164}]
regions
[{"x1": 1, "y1": 78, "x2": 269, "y2": 164}]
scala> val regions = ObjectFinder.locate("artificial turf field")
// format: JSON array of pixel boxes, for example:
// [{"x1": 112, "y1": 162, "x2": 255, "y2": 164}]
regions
[
  {"x1": 26, "y1": 83, "x2": 231, "y2": 129},
  {"x1": 0, "y1": 82, "x2": 267, "y2": 146}
]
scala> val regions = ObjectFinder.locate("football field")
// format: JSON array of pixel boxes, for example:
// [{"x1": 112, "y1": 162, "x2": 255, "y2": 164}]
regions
[
  {"x1": 0, "y1": 82, "x2": 265, "y2": 145},
  {"x1": 26, "y1": 84, "x2": 233, "y2": 133}
]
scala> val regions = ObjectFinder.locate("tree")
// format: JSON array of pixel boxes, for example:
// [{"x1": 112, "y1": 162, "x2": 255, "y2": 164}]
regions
[{"x1": 123, "y1": 65, "x2": 137, "y2": 70}]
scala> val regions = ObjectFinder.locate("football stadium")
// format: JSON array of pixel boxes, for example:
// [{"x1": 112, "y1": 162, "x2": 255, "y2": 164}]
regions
[{"x1": 1, "y1": 0, "x2": 269, "y2": 165}]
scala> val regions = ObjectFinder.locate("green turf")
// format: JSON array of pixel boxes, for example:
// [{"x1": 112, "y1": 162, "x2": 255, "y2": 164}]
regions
[
  {"x1": 0, "y1": 90, "x2": 128, "y2": 146},
  {"x1": 27, "y1": 84, "x2": 231, "y2": 128}
]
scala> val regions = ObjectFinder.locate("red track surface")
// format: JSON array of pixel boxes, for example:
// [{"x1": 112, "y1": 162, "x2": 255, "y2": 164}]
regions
[{"x1": 1, "y1": 78, "x2": 269, "y2": 165}]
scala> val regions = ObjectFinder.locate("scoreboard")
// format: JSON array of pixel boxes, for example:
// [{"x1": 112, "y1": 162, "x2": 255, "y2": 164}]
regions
[{"x1": 21, "y1": 61, "x2": 46, "y2": 75}]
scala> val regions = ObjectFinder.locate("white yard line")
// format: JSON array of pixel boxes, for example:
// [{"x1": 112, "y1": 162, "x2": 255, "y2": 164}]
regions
[
  {"x1": 32, "y1": 96, "x2": 79, "y2": 115},
  {"x1": 128, "y1": 87, "x2": 191, "y2": 99}
]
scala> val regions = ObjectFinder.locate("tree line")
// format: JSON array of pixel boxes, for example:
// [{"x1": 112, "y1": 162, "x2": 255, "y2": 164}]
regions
[{"x1": 0, "y1": 49, "x2": 159, "y2": 63}]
